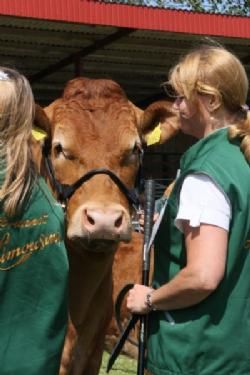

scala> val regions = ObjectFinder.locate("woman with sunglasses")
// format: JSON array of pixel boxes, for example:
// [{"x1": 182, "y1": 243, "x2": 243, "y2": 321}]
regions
[{"x1": 127, "y1": 44, "x2": 250, "y2": 375}]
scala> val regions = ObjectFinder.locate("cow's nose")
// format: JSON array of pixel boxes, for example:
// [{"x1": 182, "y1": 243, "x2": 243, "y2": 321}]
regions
[{"x1": 83, "y1": 207, "x2": 125, "y2": 236}]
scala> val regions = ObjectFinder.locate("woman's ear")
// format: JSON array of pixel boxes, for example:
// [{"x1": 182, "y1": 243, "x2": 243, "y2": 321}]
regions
[{"x1": 202, "y1": 93, "x2": 222, "y2": 113}]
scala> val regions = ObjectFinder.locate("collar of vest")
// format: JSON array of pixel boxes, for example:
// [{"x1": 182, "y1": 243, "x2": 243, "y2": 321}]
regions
[{"x1": 180, "y1": 128, "x2": 228, "y2": 171}]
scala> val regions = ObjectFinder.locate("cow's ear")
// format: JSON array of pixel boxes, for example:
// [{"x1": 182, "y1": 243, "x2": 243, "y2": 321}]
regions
[
  {"x1": 30, "y1": 105, "x2": 52, "y2": 173},
  {"x1": 43, "y1": 98, "x2": 62, "y2": 123},
  {"x1": 140, "y1": 100, "x2": 179, "y2": 146},
  {"x1": 34, "y1": 104, "x2": 51, "y2": 140}
]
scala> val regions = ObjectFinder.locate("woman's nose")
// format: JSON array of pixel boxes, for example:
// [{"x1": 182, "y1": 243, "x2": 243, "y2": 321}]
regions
[
  {"x1": 173, "y1": 96, "x2": 184, "y2": 110},
  {"x1": 173, "y1": 97, "x2": 181, "y2": 110}
]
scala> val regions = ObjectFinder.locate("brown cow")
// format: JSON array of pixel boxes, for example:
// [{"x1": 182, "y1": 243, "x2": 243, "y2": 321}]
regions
[{"x1": 33, "y1": 77, "x2": 179, "y2": 375}]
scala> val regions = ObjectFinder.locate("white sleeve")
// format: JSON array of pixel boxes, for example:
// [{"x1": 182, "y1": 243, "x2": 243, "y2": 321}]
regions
[{"x1": 175, "y1": 173, "x2": 232, "y2": 232}]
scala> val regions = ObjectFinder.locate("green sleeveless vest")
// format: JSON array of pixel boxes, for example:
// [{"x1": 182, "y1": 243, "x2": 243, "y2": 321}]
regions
[
  {"x1": 147, "y1": 128, "x2": 250, "y2": 375},
  {"x1": 0, "y1": 177, "x2": 68, "y2": 374}
]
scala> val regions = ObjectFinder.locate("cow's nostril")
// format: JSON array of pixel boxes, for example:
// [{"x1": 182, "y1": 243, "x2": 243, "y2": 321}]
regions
[
  {"x1": 115, "y1": 215, "x2": 123, "y2": 228},
  {"x1": 82, "y1": 206, "x2": 127, "y2": 236},
  {"x1": 86, "y1": 214, "x2": 95, "y2": 225}
]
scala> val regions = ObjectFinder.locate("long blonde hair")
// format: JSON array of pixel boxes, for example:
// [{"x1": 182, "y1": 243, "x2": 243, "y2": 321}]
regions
[
  {"x1": 169, "y1": 45, "x2": 250, "y2": 160},
  {"x1": 0, "y1": 67, "x2": 36, "y2": 216}
]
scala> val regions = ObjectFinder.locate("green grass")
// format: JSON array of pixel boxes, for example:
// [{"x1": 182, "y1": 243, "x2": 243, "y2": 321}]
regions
[{"x1": 99, "y1": 351, "x2": 137, "y2": 375}]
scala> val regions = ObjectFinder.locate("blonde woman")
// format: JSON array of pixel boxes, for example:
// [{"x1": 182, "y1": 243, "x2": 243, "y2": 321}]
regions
[
  {"x1": 0, "y1": 67, "x2": 68, "y2": 374},
  {"x1": 127, "y1": 45, "x2": 250, "y2": 374}
]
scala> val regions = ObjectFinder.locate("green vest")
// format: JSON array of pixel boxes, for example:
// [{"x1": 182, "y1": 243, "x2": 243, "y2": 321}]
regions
[
  {"x1": 147, "y1": 128, "x2": 250, "y2": 375},
  {"x1": 0, "y1": 177, "x2": 69, "y2": 374}
]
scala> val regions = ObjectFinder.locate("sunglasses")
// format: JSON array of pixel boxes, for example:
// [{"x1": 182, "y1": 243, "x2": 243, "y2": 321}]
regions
[{"x1": 160, "y1": 82, "x2": 185, "y2": 100}]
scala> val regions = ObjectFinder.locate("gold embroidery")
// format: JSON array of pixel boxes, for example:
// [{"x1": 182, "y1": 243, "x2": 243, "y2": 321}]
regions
[
  {"x1": 0, "y1": 232, "x2": 10, "y2": 248},
  {"x1": 0, "y1": 232, "x2": 61, "y2": 270},
  {"x1": 0, "y1": 254, "x2": 32, "y2": 270},
  {"x1": 0, "y1": 215, "x2": 48, "y2": 228}
]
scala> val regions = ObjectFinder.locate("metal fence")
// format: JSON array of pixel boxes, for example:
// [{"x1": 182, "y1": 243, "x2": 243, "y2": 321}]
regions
[{"x1": 142, "y1": 151, "x2": 180, "y2": 198}]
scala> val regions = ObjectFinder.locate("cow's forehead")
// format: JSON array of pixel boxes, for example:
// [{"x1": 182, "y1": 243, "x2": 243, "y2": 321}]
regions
[
  {"x1": 54, "y1": 100, "x2": 137, "y2": 126},
  {"x1": 52, "y1": 104, "x2": 141, "y2": 152},
  {"x1": 53, "y1": 123, "x2": 140, "y2": 152}
]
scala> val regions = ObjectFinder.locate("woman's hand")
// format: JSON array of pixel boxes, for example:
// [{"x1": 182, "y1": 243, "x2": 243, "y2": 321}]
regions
[
  {"x1": 138, "y1": 211, "x2": 159, "y2": 232},
  {"x1": 126, "y1": 284, "x2": 153, "y2": 314}
]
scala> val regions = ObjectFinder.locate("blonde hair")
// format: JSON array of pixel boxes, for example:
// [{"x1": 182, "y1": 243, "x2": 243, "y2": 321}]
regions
[
  {"x1": 0, "y1": 67, "x2": 36, "y2": 216},
  {"x1": 169, "y1": 45, "x2": 250, "y2": 160}
]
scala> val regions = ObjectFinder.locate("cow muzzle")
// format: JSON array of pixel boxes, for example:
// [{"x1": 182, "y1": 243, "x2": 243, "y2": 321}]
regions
[
  {"x1": 67, "y1": 203, "x2": 132, "y2": 244},
  {"x1": 83, "y1": 206, "x2": 128, "y2": 239}
]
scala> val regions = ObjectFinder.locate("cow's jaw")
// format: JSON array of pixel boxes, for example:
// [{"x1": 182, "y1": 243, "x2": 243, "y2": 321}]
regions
[{"x1": 67, "y1": 237, "x2": 119, "y2": 253}]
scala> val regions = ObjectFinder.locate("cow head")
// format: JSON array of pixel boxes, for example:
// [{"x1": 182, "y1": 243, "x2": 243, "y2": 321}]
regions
[{"x1": 34, "y1": 78, "x2": 179, "y2": 252}]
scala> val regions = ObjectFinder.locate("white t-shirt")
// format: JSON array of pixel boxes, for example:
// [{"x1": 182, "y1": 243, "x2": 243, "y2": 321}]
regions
[{"x1": 175, "y1": 173, "x2": 232, "y2": 232}]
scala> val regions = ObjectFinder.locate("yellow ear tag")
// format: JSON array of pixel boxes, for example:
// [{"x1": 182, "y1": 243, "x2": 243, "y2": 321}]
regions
[
  {"x1": 146, "y1": 124, "x2": 162, "y2": 146},
  {"x1": 32, "y1": 126, "x2": 47, "y2": 141}
]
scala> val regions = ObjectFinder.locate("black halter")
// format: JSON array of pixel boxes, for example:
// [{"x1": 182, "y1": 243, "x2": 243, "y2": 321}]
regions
[{"x1": 42, "y1": 139, "x2": 143, "y2": 210}]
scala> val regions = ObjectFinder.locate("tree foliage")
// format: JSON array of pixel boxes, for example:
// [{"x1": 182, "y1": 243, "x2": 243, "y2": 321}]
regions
[{"x1": 100, "y1": 0, "x2": 250, "y2": 16}]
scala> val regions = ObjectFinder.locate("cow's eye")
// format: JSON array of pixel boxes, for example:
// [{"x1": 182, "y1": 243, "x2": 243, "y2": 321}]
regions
[
  {"x1": 54, "y1": 143, "x2": 63, "y2": 157},
  {"x1": 54, "y1": 143, "x2": 75, "y2": 160},
  {"x1": 121, "y1": 142, "x2": 143, "y2": 165}
]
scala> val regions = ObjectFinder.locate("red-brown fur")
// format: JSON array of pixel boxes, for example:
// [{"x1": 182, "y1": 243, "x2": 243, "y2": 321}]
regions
[{"x1": 32, "y1": 77, "x2": 179, "y2": 375}]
